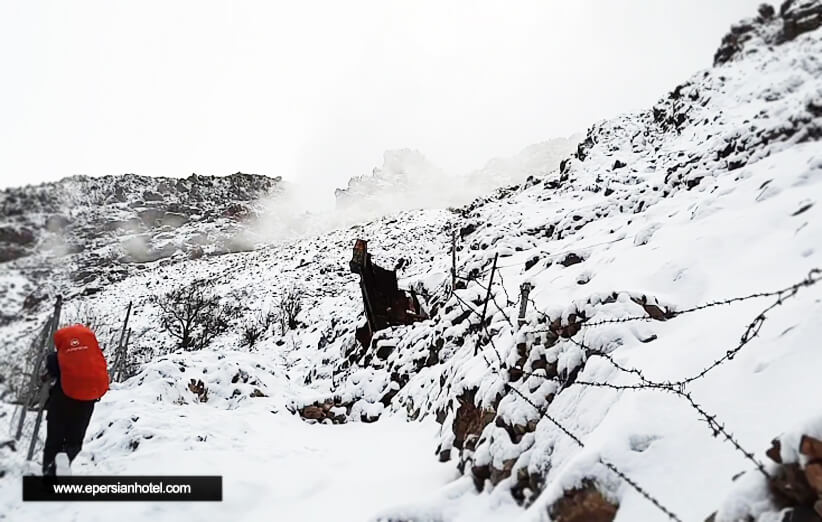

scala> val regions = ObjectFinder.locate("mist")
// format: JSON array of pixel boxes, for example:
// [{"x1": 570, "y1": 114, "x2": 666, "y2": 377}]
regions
[
  {"x1": 248, "y1": 135, "x2": 579, "y2": 242},
  {"x1": 0, "y1": 0, "x2": 765, "y2": 195}
]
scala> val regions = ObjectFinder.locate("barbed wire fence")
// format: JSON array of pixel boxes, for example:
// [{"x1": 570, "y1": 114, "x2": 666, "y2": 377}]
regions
[
  {"x1": 445, "y1": 233, "x2": 822, "y2": 520},
  {"x1": 451, "y1": 278, "x2": 683, "y2": 520}
]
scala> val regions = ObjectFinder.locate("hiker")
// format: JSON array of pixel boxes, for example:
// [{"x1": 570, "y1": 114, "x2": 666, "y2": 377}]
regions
[{"x1": 41, "y1": 324, "x2": 109, "y2": 476}]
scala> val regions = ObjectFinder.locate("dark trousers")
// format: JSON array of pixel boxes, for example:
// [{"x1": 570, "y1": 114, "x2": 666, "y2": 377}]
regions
[{"x1": 42, "y1": 389, "x2": 95, "y2": 475}]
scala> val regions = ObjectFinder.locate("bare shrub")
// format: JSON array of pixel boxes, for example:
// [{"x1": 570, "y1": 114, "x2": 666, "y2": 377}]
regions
[
  {"x1": 60, "y1": 301, "x2": 122, "y2": 356},
  {"x1": 278, "y1": 286, "x2": 303, "y2": 333},
  {"x1": 60, "y1": 301, "x2": 106, "y2": 331},
  {"x1": 240, "y1": 309, "x2": 277, "y2": 348},
  {"x1": 152, "y1": 279, "x2": 236, "y2": 350}
]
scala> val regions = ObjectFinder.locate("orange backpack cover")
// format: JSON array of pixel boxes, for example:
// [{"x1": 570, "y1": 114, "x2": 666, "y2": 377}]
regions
[{"x1": 54, "y1": 325, "x2": 110, "y2": 401}]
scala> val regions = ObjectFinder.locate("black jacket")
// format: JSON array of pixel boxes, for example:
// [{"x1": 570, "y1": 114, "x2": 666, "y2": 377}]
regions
[
  {"x1": 45, "y1": 352, "x2": 96, "y2": 409},
  {"x1": 46, "y1": 352, "x2": 60, "y2": 384}
]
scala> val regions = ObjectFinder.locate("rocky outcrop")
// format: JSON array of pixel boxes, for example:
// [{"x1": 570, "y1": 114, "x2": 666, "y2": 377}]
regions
[
  {"x1": 0, "y1": 225, "x2": 36, "y2": 262},
  {"x1": 714, "y1": 1, "x2": 822, "y2": 66}
]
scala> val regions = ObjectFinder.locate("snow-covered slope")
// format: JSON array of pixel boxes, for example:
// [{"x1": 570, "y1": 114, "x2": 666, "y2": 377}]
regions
[
  {"x1": 465, "y1": 135, "x2": 582, "y2": 195},
  {"x1": 2, "y1": 1, "x2": 822, "y2": 521}
]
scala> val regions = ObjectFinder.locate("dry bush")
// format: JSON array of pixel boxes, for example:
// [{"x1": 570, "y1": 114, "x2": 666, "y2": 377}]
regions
[
  {"x1": 59, "y1": 300, "x2": 127, "y2": 359},
  {"x1": 278, "y1": 285, "x2": 303, "y2": 333},
  {"x1": 152, "y1": 279, "x2": 237, "y2": 351},
  {"x1": 240, "y1": 309, "x2": 277, "y2": 348}
]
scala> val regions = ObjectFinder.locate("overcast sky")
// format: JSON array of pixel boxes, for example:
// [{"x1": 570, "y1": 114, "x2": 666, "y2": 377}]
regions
[{"x1": 0, "y1": 0, "x2": 764, "y2": 196}]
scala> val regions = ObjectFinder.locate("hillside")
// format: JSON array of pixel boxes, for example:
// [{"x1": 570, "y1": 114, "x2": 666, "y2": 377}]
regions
[
  {"x1": 2, "y1": 2, "x2": 822, "y2": 521},
  {"x1": 0, "y1": 172, "x2": 284, "y2": 323}
]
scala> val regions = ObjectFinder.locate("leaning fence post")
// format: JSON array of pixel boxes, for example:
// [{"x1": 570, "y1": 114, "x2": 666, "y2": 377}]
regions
[
  {"x1": 115, "y1": 328, "x2": 132, "y2": 382},
  {"x1": 26, "y1": 295, "x2": 62, "y2": 461},
  {"x1": 116, "y1": 302, "x2": 132, "y2": 357},
  {"x1": 112, "y1": 302, "x2": 132, "y2": 383}
]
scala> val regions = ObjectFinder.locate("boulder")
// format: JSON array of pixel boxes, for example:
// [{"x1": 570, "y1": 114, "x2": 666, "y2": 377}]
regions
[
  {"x1": 0, "y1": 244, "x2": 27, "y2": 263},
  {"x1": 801, "y1": 436, "x2": 822, "y2": 460},
  {"x1": 782, "y1": 0, "x2": 822, "y2": 41},
  {"x1": 142, "y1": 190, "x2": 163, "y2": 202},
  {"x1": 0, "y1": 226, "x2": 35, "y2": 245},
  {"x1": 452, "y1": 388, "x2": 496, "y2": 451},
  {"x1": 301, "y1": 406, "x2": 324, "y2": 420},
  {"x1": 549, "y1": 481, "x2": 618, "y2": 522},
  {"x1": 560, "y1": 253, "x2": 584, "y2": 267},
  {"x1": 161, "y1": 212, "x2": 189, "y2": 228}
]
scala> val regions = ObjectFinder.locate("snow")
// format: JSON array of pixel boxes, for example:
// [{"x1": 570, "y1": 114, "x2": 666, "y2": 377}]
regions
[
  {"x1": 1, "y1": 350, "x2": 455, "y2": 522},
  {"x1": 1, "y1": 3, "x2": 822, "y2": 521}
]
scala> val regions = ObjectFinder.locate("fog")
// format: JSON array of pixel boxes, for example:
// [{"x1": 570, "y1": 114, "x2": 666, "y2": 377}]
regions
[{"x1": 0, "y1": 0, "x2": 765, "y2": 204}]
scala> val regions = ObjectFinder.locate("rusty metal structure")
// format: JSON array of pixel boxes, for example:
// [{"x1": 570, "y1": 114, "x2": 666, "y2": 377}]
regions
[{"x1": 349, "y1": 239, "x2": 427, "y2": 347}]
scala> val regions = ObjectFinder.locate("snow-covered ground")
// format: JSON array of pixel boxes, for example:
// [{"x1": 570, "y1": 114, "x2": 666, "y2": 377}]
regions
[
  {"x1": 1, "y1": 349, "x2": 457, "y2": 522},
  {"x1": 2, "y1": 2, "x2": 822, "y2": 521}
]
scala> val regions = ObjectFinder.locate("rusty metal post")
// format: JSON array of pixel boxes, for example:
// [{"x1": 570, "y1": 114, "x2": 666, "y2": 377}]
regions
[
  {"x1": 27, "y1": 295, "x2": 62, "y2": 461},
  {"x1": 518, "y1": 282, "x2": 533, "y2": 327}
]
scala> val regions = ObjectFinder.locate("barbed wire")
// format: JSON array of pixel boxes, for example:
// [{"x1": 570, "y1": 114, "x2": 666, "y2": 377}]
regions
[
  {"x1": 493, "y1": 266, "x2": 516, "y2": 307},
  {"x1": 456, "y1": 275, "x2": 516, "y2": 329},
  {"x1": 504, "y1": 380, "x2": 682, "y2": 522},
  {"x1": 525, "y1": 269, "x2": 821, "y2": 341},
  {"x1": 576, "y1": 269, "x2": 819, "y2": 329},
  {"x1": 498, "y1": 269, "x2": 821, "y2": 478},
  {"x1": 451, "y1": 277, "x2": 680, "y2": 521},
  {"x1": 564, "y1": 335, "x2": 772, "y2": 478},
  {"x1": 450, "y1": 252, "x2": 821, "y2": 516},
  {"x1": 452, "y1": 291, "x2": 505, "y2": 369},
  {"x1": 561, "y1": 270, "x2": 822, "y2": 390}
]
